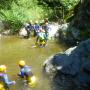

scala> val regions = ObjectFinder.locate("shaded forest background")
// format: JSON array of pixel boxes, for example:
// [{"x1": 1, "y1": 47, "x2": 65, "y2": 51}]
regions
[{"x1": 0, "y1": 0, "x2": 90, "y2": 42}]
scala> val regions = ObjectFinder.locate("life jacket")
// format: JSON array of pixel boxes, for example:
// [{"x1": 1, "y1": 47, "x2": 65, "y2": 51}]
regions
[
  {"x1": 38, "y1": 32, "x2": 46, "y2": 40},
  {"x1": 22, "y1": 66, "x2": 33, "y2": 78}
]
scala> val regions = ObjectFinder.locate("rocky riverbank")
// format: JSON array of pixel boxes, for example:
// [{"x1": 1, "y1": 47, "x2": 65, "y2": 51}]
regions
[{"x1": 43, "y1": 39, "x2": 90, "y2": 90}]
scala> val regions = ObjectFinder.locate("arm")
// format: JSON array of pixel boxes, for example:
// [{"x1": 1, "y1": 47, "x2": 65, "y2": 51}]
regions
[
  {"x1": 3, "y1": 74, "x2": 15, "y2": 85},
  {"x1": 18, "y1": 68, "x2": 25, "y2": 78}
]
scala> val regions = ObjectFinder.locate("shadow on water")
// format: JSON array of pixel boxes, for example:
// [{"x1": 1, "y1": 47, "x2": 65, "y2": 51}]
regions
[{"x1": 0, "y1": 36, "x2": 67, "y2": 90}]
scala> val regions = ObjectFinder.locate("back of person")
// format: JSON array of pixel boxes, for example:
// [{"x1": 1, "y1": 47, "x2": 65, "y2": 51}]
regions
[
  {"x1": 18, "y1": 60, "x2": 36, "y2": 87},
  {"x1": 33, "y1": 22, "x2": 41, "y2": 36},
  {"x1": 23, "y1": 65, "x2": 33, "y2": 78},
  {"x1": 36, "y1": 29, "x2": 47, "y2": 47},
  {"x1": 38, "y1": 32, "x2": 46, "y2": 40},
  {"x1": 34, "y1": 24, "x2": 40, "y2": 31}
]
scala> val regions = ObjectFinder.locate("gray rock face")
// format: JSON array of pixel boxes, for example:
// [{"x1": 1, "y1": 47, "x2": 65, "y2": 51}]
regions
[
  {"x1": 2, "y1": 30, "x2": 10, "y2": 35},
  {"x1": 19, "y1": 27, "x2": 28, "y2": 37},
  {"x1": 59, "y1": 23, "x2": 69, "y2": 41},
  {"x1": 43, "y1": 39, "x2": 90, "y2": 89},
  {"x1": 46, "y1": 23, "x2": 60, "y2": 39},
  {"x1": 59, "y1": 23, "x2": 79, "y2": 46}
]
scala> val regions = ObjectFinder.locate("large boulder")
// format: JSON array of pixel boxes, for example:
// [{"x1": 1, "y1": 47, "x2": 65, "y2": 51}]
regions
[
  {"x1": 43, "y1": 39, "x2": 90, "y2": 89},
  {"x1": 59, "y1": 23, "x2": 80, "y2": 45},
  {"x1": 19, "y1": 27, "x2": 29, "y2": 38},
  {"x1": 2, "y1": 30, "x2": 11, "y2": 35},
  {"x1": 47, "y1": 23, "x2": 60, "y2": 39}
]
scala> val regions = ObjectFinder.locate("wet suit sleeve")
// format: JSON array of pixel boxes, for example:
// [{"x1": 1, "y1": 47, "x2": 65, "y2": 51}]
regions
[{"x1": 3, "y1": 74, "x2": 14, "y2": 85}]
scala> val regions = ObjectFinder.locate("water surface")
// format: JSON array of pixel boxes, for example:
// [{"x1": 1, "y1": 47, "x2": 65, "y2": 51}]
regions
[{"x1": 0, "y1": 36, "x2": 67, "y2": 90}]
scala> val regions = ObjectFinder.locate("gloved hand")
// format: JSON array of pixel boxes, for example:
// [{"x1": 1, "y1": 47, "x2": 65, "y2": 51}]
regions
[{"x1": 12, "y1": 81, "x2": 16, "y2": 85}]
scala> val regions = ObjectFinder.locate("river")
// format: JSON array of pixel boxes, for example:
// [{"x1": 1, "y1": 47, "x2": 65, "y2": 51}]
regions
[{"x1": 0, "y1": 36, "x2": 67, "y2": 90}]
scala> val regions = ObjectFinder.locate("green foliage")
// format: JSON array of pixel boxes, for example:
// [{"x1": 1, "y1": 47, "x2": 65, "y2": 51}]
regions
[
  {"x1": 0, "y1": 0, "x2": 51, "y2": 34},
  {"x1": 38, "y1": 0, "x2": 79, "y2": 22},
  {"x1": 0, "y1": 0, "x2": 80, "y2": 33},
  {"x1": 60, "y1": 0, "x2": 79, "y2": 11}
]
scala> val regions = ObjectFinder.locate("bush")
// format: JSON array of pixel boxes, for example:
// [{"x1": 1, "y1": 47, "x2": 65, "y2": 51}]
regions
[{"x1": 0, "y1": 0, "x2": 51, "y2": 34}]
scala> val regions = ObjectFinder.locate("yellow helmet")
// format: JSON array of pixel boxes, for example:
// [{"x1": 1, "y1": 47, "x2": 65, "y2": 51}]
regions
[
  {"x1": 19, "y1": 60, "x2": 25, "y2": 66},
  {"x1": 0, "y1": 65, "x2": 7, "y2": 72}
]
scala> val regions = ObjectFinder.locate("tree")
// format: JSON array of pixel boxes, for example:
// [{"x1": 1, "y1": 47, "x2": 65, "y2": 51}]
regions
[{"x1": 38, "y1": 0, "x2": 79, "y2": 22}]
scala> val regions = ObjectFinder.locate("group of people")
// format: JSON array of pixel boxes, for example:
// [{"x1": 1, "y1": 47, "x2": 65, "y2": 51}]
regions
[
  {"x1": 0, "y1": 60, "x2": 36, "y2": 90},
  {"x1": 24, "y1": 18, "x2": 50, "y2": 47}
]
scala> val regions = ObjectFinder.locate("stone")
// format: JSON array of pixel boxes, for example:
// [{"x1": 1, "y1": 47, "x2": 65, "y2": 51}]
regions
[{"x1": 43, "y1": 39, "x2": 90, "y2": 89}]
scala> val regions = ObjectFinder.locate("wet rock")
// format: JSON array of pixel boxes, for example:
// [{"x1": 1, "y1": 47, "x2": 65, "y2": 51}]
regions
[
  {"x1": 43, "y1": 39, "x2": 90, "y2": 89},
  {"x1": 2, "y1": 30, "x2": 10, "y2": 35},
  {"x1": 59, "y1": 23, "x2": 81, "y2": 46},
  {"x1": 19, "y1": 27, "x2": 28, "y2": 38},
  {"x1": 47, "y1": 23, "x2": 60, "y2": 39},
  {"x1": 59, "y1": 23, "x2": 69, "y2": 30},
  {"x1": 59, "y1": 23, "x2": 69, "y2": 41}
]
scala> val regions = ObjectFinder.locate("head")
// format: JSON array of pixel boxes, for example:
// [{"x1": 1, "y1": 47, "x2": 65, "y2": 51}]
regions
[
  {"x1": 39, "y1": 28, "x2": 45, "y2": 32},
  {"x1": 19, "y1": 60, "x2": 26, "y2": 68},
  {"x1": 45, "y1": 22, "x2": 48, "y2": 25},
  {"x1": 0, "y1": 65, "x2": 7, "y2": 73}
]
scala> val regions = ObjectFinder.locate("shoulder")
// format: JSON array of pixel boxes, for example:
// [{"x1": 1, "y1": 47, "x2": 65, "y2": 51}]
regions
[
  {"x1": 25, "y1": 65, "x2": 31, "y2": 69},
  {"x1": 3, "y1": 74, "x2": 8, "y2": 79}
]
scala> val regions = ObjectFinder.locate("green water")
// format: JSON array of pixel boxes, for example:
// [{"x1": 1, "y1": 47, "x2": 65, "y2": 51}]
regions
[{"x1": 0, "y1": 36, "x2": 67, "y2": 90}]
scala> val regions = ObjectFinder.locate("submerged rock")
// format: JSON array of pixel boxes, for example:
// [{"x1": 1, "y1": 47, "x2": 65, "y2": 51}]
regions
[{"x1": 43, "y1": 39, "x2": 90, "y2": 90}]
